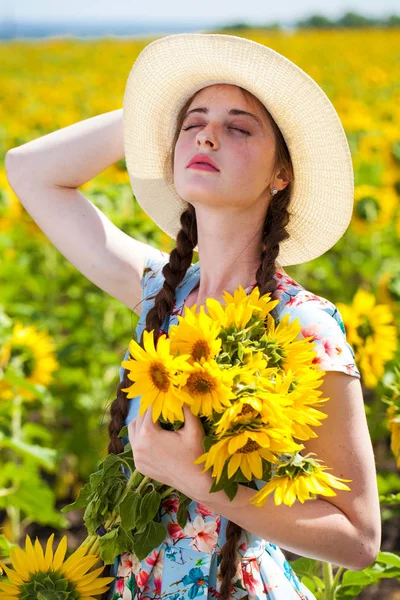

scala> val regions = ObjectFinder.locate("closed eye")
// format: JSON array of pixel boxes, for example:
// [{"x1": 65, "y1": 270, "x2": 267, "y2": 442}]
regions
[{"x1": 182, "y1": 125, "x2": 250, "y2": 135}]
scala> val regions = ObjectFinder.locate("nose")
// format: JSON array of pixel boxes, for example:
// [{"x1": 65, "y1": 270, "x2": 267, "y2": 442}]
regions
[{"x1": 196, "y1": 124, "x2": 219, "y2": 149}]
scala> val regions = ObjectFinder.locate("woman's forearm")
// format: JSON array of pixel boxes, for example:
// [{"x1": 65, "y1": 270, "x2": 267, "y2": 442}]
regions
[
  {"x1": 192, "y1": 483, "x2": 378, "y2": 572},
  {"x1": 6, "y1": 108, "x2": 124, "y2": 188}
]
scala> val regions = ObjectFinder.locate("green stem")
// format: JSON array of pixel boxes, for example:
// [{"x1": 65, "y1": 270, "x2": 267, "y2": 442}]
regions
[
  {"x1": 331, "y1": 566, "x2": 344, "y2": 597},
  {"x1": 135, "y1": 475, "x2": 151, "y2": 496},
  {"x1": 8, "y1": 391, "x2": 22, "y2": 544},
  {"x1": 159, "y1": 486, "x2": 177, "y2": 500},
  {"x1": 80, "y1": 514, "x2": 120, "y2": 558},
  {"x1": 323, "y1": 561, "x2": 334, "y2": 600}
]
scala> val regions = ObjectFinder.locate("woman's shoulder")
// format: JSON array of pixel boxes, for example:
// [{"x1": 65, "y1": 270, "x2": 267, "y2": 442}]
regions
[
  {"x1": 273, "y1": 271, "x2": 346, "y2": 330},
  {"x1": 273, "y1": 271, "x2": 361, "y2": 379}
]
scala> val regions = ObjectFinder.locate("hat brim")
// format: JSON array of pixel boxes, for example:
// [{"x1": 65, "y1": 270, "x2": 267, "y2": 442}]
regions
[{"x1": 123, "y1": 33, "x2": 354, "y2": 266}]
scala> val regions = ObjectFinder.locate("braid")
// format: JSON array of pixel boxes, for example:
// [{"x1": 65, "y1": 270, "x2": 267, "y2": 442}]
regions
[
  {"x1": 100, "y1": 205, "x2": 197, "y2": 599},
  {"x1": 144, "y1": 205, "x2": 197, "y2": 346},
  {"x1": 217, "y1": 185, "x2": 292, "y2": 600}
]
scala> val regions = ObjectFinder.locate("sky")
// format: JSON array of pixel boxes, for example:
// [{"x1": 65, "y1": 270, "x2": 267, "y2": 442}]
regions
[{"x1": 3, "y1": 0, "x2": 399, "y2": 25}]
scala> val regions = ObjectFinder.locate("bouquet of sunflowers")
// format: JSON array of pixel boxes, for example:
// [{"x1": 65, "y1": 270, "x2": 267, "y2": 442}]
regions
[
  {"x1": 0, "y1": 285, "x2": 352, "y2": 599},
  {"x1": 62, "y1": 285, "x2": 352, "y2": 566},
  {"x1": 121, "y1": 284, "x2": 352, "y2": 508}
]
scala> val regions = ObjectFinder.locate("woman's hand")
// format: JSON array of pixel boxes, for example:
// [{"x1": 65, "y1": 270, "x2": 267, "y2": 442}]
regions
[{"x1": 128, "y1": 404, "x2": 213, "y2": 500}]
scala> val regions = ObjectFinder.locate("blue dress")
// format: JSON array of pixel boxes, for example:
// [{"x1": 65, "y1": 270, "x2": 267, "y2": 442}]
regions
[{"x1": 108, "y1": 248, "x2": 361, "y2": 599}]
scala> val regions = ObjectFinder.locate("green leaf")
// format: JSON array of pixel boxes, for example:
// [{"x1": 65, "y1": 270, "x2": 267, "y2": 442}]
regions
[
  {"x1": 61, "y1": 480, "x2": 93, "y2": 513},
  {"x1": 340, "y1": 569, "x2": 375, "y2": 586},
  {"x1": 98, "y1": 527, "x2": 120, "y2": 565},
  {"x1": 119, "y1": 490, "x2": 142, "y2": 530},
  {"x1": 176, "y1": 494, "x2": 192, "y2": 530},
  {"x1": 288, "y1": 557, "x2": 319, "y2": 578},
  {"x1": 202, "y1": 435, "x2": 214, "y2": 453},
  {"x1": 139, "y1": 489, "x2": 161, "y2": 525},
  {"x1": 221, "y1": 481, "x2": 239, "y2": 501},
  {"x1": 0, "y1": 432, "x2": 56, "y2": 471},
  {"x1": 0, "y1": 463, "x2": 68, "y2": 528},
  {"x1": 0, "y1": 534, "x2": 17, "y2": 560},
  {"x1": 375, "y1": 550, "x2": 400, "y2": 568},
  {"x1": 132, "y1": 521, "x2": 167, "y2": 560},
  {"x1": 118, "y1": 425, "x2": 129, "y2": 438}
]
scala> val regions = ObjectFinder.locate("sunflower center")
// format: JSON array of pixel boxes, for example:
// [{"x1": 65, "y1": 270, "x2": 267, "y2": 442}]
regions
[
  {"x1": 237, "y1": 439, "x2": 261, "y2": 454},
  {"x1": 355, "y1": 195, "x2": 380, "y2": 222},
  {"x1": 238, "y1": 403, "x2": 257, "y2": 417},
  {"x1": 9, "y1": 343, "x2": 35, "y2": 377},
  {"x1": 191, "y1": 339, "x2": 211, "y2": 362},
  {"x1": 19, "y1": 569, "x2": 80, "y2": 599},
  {"x1": 186, "y1": 371, "x2": 215, "y2": 395},
  {"x1": 150, "y1": 361, "x2": 170, "y2": 391},
  {"x1": 356, "y1": 316, "x2": 374, "y2": 339}
]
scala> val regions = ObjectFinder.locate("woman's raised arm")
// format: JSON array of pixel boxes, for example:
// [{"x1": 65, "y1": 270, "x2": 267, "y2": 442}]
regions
[{"x1": 5, "y1": 109, "x2": 152, "y2": 316}]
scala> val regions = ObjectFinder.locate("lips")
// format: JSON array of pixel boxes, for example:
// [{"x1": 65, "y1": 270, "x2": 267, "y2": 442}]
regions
[{"x1": 187, "y1": 154, "x2": 219, "y2": 171}]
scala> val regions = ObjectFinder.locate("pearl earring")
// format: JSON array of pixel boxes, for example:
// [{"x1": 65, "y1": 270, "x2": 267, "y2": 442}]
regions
[{"x1": 271, "y1": 187, "x2": 278, "y2": 196}]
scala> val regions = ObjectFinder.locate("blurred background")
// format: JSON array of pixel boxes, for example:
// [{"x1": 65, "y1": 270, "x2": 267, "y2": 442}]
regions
[{"x1": 0, "y1": 0, "x2": 399, "y2": 598}]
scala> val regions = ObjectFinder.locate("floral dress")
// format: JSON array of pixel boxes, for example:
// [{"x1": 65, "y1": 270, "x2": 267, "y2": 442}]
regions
[{"x1": 108, "y1": 248, "x2": 361, "y2": 600}]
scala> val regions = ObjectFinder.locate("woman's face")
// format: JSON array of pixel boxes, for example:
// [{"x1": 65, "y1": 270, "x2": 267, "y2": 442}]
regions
[{"x1": 173, "y1": 84, "x2": 277, "y2": 212}]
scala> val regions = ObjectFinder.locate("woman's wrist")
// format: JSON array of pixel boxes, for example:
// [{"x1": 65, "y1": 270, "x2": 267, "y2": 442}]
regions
[{"x1": 6, "y1": 108, "x2": 125, "y2": 189}]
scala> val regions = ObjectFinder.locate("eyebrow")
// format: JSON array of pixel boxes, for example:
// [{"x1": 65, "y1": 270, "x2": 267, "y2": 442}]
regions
[{"x1": 183, "y1": 106, "x2": 264, "y2": 128}]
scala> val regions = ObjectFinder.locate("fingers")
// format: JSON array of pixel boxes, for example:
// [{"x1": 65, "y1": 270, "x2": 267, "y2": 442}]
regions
[{"x1": 182, "y1": 403, "x2": 197, "y2": 428}]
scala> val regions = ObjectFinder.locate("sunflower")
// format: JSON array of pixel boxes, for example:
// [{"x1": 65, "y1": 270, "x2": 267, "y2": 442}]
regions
[
  {"x1": 336, "y1": 289, "x2": 397, "y2": 388},
  {"x1": 377, "y1": 269, "x2": 400, "y2": 309},
  {"x1": 168, "y1": 304, "x2": 222, "y2": 364},
  {"x1": 178, "y1": 359, "x2": 239, "y2": 418},
  {"x1": 351, "y1": 184, "x2": 397, "y2": 236},
  {"x1": 260, "y1": 312, "x2": 319, "y2": 374},
  {"x1": 194, "y1": 426, "x2": 303, "y2": 484},
  {"x1": 205, "y1": 284, "x2": 279, "y2": 330},
  {"x1": 0, "y1": 533, "x2": 114, "y2": 599},
  {"x1": 261, "y1": 368, "x2": 330, "y2": 441},
  {"x1": 250, "y1": 454, "x2": 352, "y2": 507},
  {"x1": 0, "y1": 320, "x2": 59, "y2": 402},
  {"x1": 121, "y1": 329, "x2": 193, "y2": 423},
  {"x1": 213, "y1": 391, "x2": 293, "y2": 437}
]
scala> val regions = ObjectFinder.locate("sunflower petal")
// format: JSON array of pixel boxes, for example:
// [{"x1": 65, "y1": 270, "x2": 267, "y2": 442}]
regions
[{"x1": 52, "y1": 535, "x2": 68, "y2": 571}]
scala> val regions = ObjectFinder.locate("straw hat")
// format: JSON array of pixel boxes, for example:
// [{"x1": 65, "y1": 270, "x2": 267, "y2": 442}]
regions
[{"x1": 123, "y1": 33, "x2": 354, "y2": 266}]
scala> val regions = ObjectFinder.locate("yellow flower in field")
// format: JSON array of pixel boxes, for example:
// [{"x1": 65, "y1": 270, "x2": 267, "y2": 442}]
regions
[
  {"x1": 387, "y1": 404, "x2": 400, "y2": 469},
  {"x1": 0, "y1": 321, "x2": 59, "y2": 401},
  {"x1": 205, "y1": 284, "x2": 279, "y2": 330},
  {"x1": 0, "y1": 533, "x2": 114, "y2": 598},
  {"x1": 250, "y1": 455, "x2": 352, "y2": 507},
  {"x1": 356, "y1": 132, "x2": 393, "y2": 165},
  {"x1": 377, "y1": 270, "x2": 400, "y2": 309},
  {"x1": 351, "y1": 184, "x2": 397, "y2": 235},
  {"x1": 359, "y1": 336, "x2": 398, "y2": 389},
  {"x1": 194, "y1": 426, "x2": 303, "y2": 484},
  {"x1": 168, "y1": 304, "x2": 222, "y2": 364},
  {"x1": 121, "y1": 329, "x2": 192, "y2": 423},
  {"x1": 179, "y1": 359, "x2": 238, "y2": 418},
  {"x1": 336, "y1": 289, "x2": 397, "y2": 388}
]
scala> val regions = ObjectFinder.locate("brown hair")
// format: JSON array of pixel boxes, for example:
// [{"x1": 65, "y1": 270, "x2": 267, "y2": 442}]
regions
[{"x1": 102, "y1": 84, "x2": 294, "y2": 600}]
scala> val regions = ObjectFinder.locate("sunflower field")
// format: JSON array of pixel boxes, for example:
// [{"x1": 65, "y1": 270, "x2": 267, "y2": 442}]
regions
[{"x1": 0, "y1": 26, "x2": 400, "y2": 599}]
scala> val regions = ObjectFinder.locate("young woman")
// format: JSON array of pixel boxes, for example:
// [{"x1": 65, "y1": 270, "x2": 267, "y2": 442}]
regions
[{"x1": 6, "y1": 33, "x2": 381, "y2": 600}]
